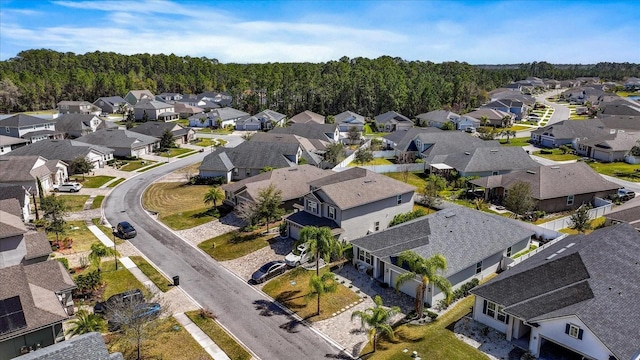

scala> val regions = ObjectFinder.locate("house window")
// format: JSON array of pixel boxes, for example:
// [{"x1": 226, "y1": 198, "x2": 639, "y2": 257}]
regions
[
  {"x1": 476, "y1": 261, "x2": 483, "y2": 274},
  {"x1": 246, "y1": 169, "x2": 251, "y2": 176},
  {"x1": 358, "y1": 249, "x2": 372, "y2": 265},
  {"x1": 328, "y1": 206, "x2": 336, "y2": 220},
  {"x1": 506, "y1": 247, "x2": 512, "y2": 257},
  {"x1": 5, "y1": 127, "x2": 9, "y2": 133},
  {"x1": 307, "y1": 200, "x2": 318, "y2": 214},
  {"x1": 567, "y1": 194, "x2": 575, "y2": 206},
  {"x1": 565, "y1": 324, "x2": 583, "y2": 340},
  {"x1": 483, "y1": 300, "x2": 509, "y2": 324},
  {"x1": 397, "y1": 194, "x2": 402, "y2": 205},
  {"x1": 492, "y1": 171, "x2": 499, "y2": 175},
  {"x1": 374, "y1": 221, "x2": 380, "y2": 232}
]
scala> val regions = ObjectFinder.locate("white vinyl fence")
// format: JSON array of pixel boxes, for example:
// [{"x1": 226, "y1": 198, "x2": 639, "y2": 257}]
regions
[{"x1": 536, "y1": 199, "x2": 613, "y2": 231}]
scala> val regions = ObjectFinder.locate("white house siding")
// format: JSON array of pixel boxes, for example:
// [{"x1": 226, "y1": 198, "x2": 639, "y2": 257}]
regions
[
  {"x1": 338, "y1": 190, "x2": 414, "y2": 242},
  {"x1": 529, "y1": 316, "x2": 613, "y2": 359},
  {"x1": 472, "y1": 296, "x2": 509, "y2": 334},
  {"x1": 0, "y1": 234, "x2": 27, "y2": 268},
  {"x1": 389, "y1": 266, "x2": 421, "y2": 300}
]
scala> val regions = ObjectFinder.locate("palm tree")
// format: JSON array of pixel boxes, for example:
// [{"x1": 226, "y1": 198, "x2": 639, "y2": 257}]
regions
[
  {"x1": 351, "y1": 295, "x2": 401, "y2": 353},
  {"x1": 300, "y1": 226, "x2": 341, "y2": 314},
  {"x1": 501, "y1": 115, "x2": 512, "y2": 128},
  {"x1": 480, "y1": 115, "x2": 489, "y2": 127},
  {"x1": 88, "y1": 243, "x2": 115, "y2": 271},
  {"x1": 395, "y1": 251, "x2": 452, "y2": 316},
  {"x1": 66, "y1": 309, "x2": 106, "y2": 337},
  {"x1": 203, "y1": 187, "x2": 224, "y2": 212},
  {"x1": 307, "y1": 272, "x2": 338, "y2": 316},
  {"x1": 500, "y1": 130, "x2": 516, "y2": 143}
]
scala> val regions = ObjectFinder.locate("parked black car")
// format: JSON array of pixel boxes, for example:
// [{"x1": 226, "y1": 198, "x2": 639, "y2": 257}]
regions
[
  {"x1": 115, "y1": 221, "x2": 137, "y2": 239},
  {"x1": 251, "y1": 261, "x2": 287, "y2": 284},
  {"x1": 94, "y1": 289, "x2": 144, "y2": 315}
]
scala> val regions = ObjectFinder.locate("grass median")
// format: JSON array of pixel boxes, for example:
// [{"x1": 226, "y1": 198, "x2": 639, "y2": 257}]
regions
[
  {"x1": 199, "y1": 230, "x2": 277, "y2": 261},
  {"x1": 186, "y1": 310, "x2": 252, "y2": 360},
  {"x1": 130, "y1": 256, "x2": 171, "y2": 292}
]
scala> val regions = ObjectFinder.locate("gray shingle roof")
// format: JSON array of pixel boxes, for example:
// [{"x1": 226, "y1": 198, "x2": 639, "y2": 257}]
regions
[
  {"x1": 52, "y1": 114, "x2": 102, "y2": 134},
  {"x1": 577, "y1": 131, "x2": 639, "y2": 152},
  {"x1": 415, "y1": 110, "x2": 459, "y2": 124},
  {"x1": 0, "y1": 135, "x2": 28, "y2": 146},
  {"x1": 250, "y1": 132, "x2": 326, "y2": 165},
  {"x1": 599, "y1": 115, "x2": 640, "y2": 131},
  {"x1": 0, "y1": 155, "x2": 51, "y2": 183},
  {"x1": 129, "y1": 122, "x2": 188, "y2": 138},
  {"x1": 0, "y1": 114, "x2": 52, "y2": 127},
  {"x1": 0, "y1": 184, "x2": 28, "y2": 207},
  {"x1": 600, "y1": 103, "x2": 640, "y2": 117},
  {"x1": 470, "y1": 162, "x2": 619, "y2": 200},
  {"x1": 269, "y1": 123, "x2": 337, "y2": 142},
  {"x1": 531, "y1": 119, "x2": 609, "y2": 139},
  {"x1": 95, "y1": 96, "x2": 128, "y2": 106},
  {"x1": 307, "y1": 167, "x2": 415, "y2": 210},
  {"x1": 352, "y1": 206, "x2": 534, "y2": 277},
  {"x1": 463, "y1": 108, "x2": 512, "y2": 121},
  {"x1": 0, "y1": 198, "x2": 27, "y2": 238},
  {"x1": 471, "y1": 224, "x2": 640, "y2": 360},
  {"x1": 393, "y1": 128, "x2": 498, "y2": 155},
  {"x1": 254, "y1": 109, "x2": 287, "y2": 122},
  {"x1": 285, "y1": 211, "x2": 342, "y2": 233},
  {"x1": 4, "y1": 139, "x2": 113, "y2": 163},
  {"x1": 200, "y1": 149, "x2": 235, "y2": 172},
  {"x1": 374, "y1": 111, "x2": 411, "y2": 124},
  {"x1": 76, "y1": 129, "x2": 158, "y2": 149},
  {"x1": 15, "y1": 332, "x2": 122, "y2": 360},
  {"x1": 134, "y1": 99, "x2": 174, "y2": 110},
  {"x1": 334, "y1": 111, "x2": 365, "y2": 125},
  {"x1": 200, "y1": 140, "x2": 301, "y2": 172},
  {"x1": 289, "y1": 110, "x2": 325, "y2": 124},
  {"x1": 429, "y1": 147, "x2": 538, "y2": 174}
]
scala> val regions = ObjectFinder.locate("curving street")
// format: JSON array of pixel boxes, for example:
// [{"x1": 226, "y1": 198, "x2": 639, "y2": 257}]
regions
[{"x1": 103, "y1": 149, "x2": 349, "y2": 360}]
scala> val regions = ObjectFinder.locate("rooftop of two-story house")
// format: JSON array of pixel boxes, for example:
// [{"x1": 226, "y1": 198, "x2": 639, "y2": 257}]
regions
[{"x1": 0, "y1": 114, "x2": 62, "y2": 143}]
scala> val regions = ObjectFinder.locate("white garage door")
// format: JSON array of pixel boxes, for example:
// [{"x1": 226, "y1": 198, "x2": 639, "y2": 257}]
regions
[{"x1": 389, "y1": 269, "x2": 419, "y2": 298}]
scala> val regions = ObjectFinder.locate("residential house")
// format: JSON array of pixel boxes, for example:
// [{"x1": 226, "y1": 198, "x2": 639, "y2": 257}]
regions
[
  {"x1": 269, "y1": 123, "x2": 340, "y2": 143},
  {"x1": 284, "y1": 167, "x2": 416, "y2": 242},
  {"x1": 188, "y1": 108, "x2": 250, "y2": 128},
  {"x1": 381, "y1": 127, "x2": 441, "y2": 150},
  {"x1": 470, "y1": 224, "x2": 640, "y2": 360},
  {"x1": 490, "y1": 91, "x2": 536, "y2": 107},
  {"x1": 221, "y1": 165, "x2": 333, "y2": 210},
  {"x1": 544, "y1": 79, "x2": 561, "y2": 89},
  {"x1": 93, "y1": 96, "x2": 131, "y2": 115},
  {"x1": 560, "y1": 80, "x2": 580, "y2": 88},
  {"x1": 0, "y1": 156, "x2": 68, "y2": 194},
  {"x1": 427, "y1": 147, "x2": 539, "y2": 178},
  {"x1": 374, "y1": 111, "x2": 413, "y2": 132},
  {"x1": 234, "y1": 116, "x2": 262, "y2": 131},
  {"x1": 0, "y1": 261, "x2": 76, "y2": 359},
  {"x1": 129, "y1": 122, "x2": 195, "y2": 144},
  {"x1": 624, "y1": 77, "x2": 640, "y2": 91},
  {"x1": 604, "y1": 196, "x2": 640, "y2": 230},
  {"x1": 4, "y1": 139, "x2": 114, "y2": 168},
  {"x1": 56, "y1": 101, "x2": 101, "y2": 115},
  {"x1": 133, "y1": 100, "x2": 178, "y2": 122},
  {"x1": 124, "y1": 90, "x2": 155, "y2": 106},
  {"x1": 257, "y1": 109, "x2": 288, "y2": 129},
  {"x1": 197, "y1": 92, "x2": 233, "y2": 108},
  {"x1": 463, "y1": 108, "x2": 514, "y2": 127},
  {"x1": 470, "y1": 162, "x2": 619, "y2": 213},
  {"x1": 249, "y1": 132, "x2": 328, "y2": 167},
  {"x1": 174, "y1": 95, "x2": 207, "y2": 108},
  {"x1": 13, "y1": 332, "x2": 123, "y2": 360},
  {"x1": 481, "y1": 99, "x2": 529, "y2": 121},
  {"x1": 560, "y1": 87, "x2": 605, "y2": 105},
  {"x1": 599, "y1": 115, "x2": 640, "y2": 132},
  {"x1": 156, "y1": 93, "x2": 183, "y2": 103},
  {"x1": 0, "y1": 185, "x2": 31, "y2": 222},
  {"x1": 173, "y1": 103, "x2": 204, "y2": 118},
  {"x1": 53, "y1": 114, "x2": 116, "y2": 138},
  {"x1": 0, "y1": 115, "x2": 63, "y2": 143},
  {"x1": 334, "y1": 111, "x2": 365, "y2": 132},
  {"x1": 200, "y1": 140, "x2": 304, "y2": 182},
  {"x1": 351, "y1": 206, "x2": 535, "y2": 306},
  {"x1": 576, "y1": 131, "x2": 640, "y2": 162},
  {"x1": 76, "y1": 129, "x2": 159, "y2": 158},
  {"x1": 0, "y1": 199, "x2": 52, "y2": 267},
  {"x1": 384, "y1": 127, "x2": 499, "y2": 163},
  {"x1": 530, "y1": 119, "x2": 609, "y2": 148},
  {"x1": 289, "y1": 110, "x2": 325, "y2": 125},
  {"x1": 599, "y1": 102, "x2": 640, "y2": 117},
  {"x1": 415, "y1": 110, "x2": 459, "y2": 129},
  {"x1": 0, "y1": 135, "x2": 28, "y2": 154}
]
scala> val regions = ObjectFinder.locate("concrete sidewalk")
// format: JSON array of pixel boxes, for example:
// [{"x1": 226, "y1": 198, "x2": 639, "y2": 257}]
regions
[
  {"x1": 86, "y1": 224, "x2": 114, "y2": 247},
  {"x1": 175, "y1": 313, "x2": 231, "y2": 360}
]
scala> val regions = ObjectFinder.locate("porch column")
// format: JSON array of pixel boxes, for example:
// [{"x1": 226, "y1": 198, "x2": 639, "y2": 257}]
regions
[{"x1": 505, "y1": 316, "x2": 513, "y2": 341}]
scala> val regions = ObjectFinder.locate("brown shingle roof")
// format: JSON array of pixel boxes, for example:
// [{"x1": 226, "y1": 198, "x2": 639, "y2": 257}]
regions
[
  {"x1": 0, "y1": 199, "x2": 27, "y2": 238},
  {"x1": 24, "y1": 232, "x2": 52, "y2": 260}
]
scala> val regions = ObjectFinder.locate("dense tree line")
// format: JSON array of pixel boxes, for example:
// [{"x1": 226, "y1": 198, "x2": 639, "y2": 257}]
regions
[{"x1": 1, "y1": 49, "x2": 638, "y2": 116}]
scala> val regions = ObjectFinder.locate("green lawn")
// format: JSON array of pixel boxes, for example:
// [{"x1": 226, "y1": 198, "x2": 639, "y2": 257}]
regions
[
  {"x1": 616, "y1": 91, "x2": 640, "y2": 97},
  {"x1": 118, "y1": 160, "x2": 156, "y2": 171},
  {"x1": 56, "y1": 195, "x2": 90, "y2": 212},
  {"x1": 559, "y1": 217, "x2": 606, "y2": 235},
  {"x1": 364, "y1": 123, "x2": 389, "y2": 137},
  {"x1": 532, "y1": 149, "x2": 581, "y2": 161},
  {"x1": 262, "y1": 267, "x2": 361, "y2": 322},
  {"x1": 499, "y1": 137, "x2": 530, "y2": 147},
  {"x1": 196, "y1": 127, "x2": 233, "y2": 134},
  {"x1": 100, "y1": 260, "x2": 150, "y2": 300},
  {"x1": 362, "y1": 296, "x2": 488, "y2": 359},
  {"x1": 186, "y1": 311, "x2": 252, "y2": 360},
  {"x1": 192, "y1": 138, "x2": 215, "y2": 147},
  {"x1": 130, "y1": 256, "x2": 171, "y2": 292},
  {"x1": 385, "y1": 172, "x2": 427, "y2": 190},
  {"x1": 587, "y1": 161, "x2": 640, "y2": 182},
  {"x1": 505, "y1": 125, "x2": 530, "y2": 131},
  {"x1": 176, "y1": 118, "x2": 190, "y2": 127},
  {"x1": 198, "y1": 230, "x2": 277, "y2": 261},
  {"x1": 91, "y1": 195, "x2": 105, "y2": 209},
  {"x1": 92, "y1": 218, "x2": 115, "y2": 239},
  {"x1": 47, "y1": 220, "x2": 100, "y2": 252},
  {"x1": 348, "y1": 157, "x2": 394, "y2": 167},
  {"x1": 158, "y1": 148, "x2": 194, "y2": 157},
  {"x1": 69, "y1": 176, "x2": 115, "y2": 188},
  {"x1": 107, "y1": 178, "x2": 125, "y2": 187}
]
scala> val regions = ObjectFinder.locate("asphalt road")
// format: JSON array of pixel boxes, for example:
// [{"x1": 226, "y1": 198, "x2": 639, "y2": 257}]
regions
[{"x1": 103, "y1": 149, "x2": 349, "y2": 360}]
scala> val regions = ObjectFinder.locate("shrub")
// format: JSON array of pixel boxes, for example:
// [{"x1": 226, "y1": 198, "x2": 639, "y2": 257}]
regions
[
  {"x1": 389, "y1": 209, "x2": 426, "y2": 227},
  {"x1": 57, "y1": 257, "x2": 69, "y2": 270},
  {"x1": 73, "y1": 269, "x2": 102, "y2": 297},
  {"x1": 435, "y1": 278, "x2": 479, "y2": 311},
  {"x1": 188, "y1": 175, "x2": 226, "y2": 185},
  {"x1": 540, "y1": 149, "x2": 553, "y2": 154},
  {"x1": 425, "y1": 310, "x2": 438, "y2": 320},
  {"x1": 198, "y1": 308, "x2": 216, "y2": 319}
]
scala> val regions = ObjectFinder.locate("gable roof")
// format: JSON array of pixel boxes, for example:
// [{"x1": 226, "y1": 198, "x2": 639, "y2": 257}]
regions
[
  {"x1": 4, "y1": 139, "x2": 113, "y2": 163},
  {"x1": 94, "y1": 96, "x2": 128, "y2": 106},
  {"x1": 481, "y1": 99, "x2": 525, "y2": 109},
  {"x1": 129, "y1": 122, "x2": 189, "y2": 138},
  {"x1": 254, "y1": 109, "x2": 287, "y2": 122},
  {"x1": 0, "y1": 184, "x2": 28, "y2": 208},
  {"x1": 374, "y1": 111, "x2": 411, "y2": 124},
  {"x1": 334, "y1": 111, "x2": 365, "y2": 125},
  {"x1": 0, "y1": 114, "x2": 52, "y2": 127},
  {"x1": 126, "y1": 90, "x2": 154, "y2": 103},
  {"x1": 352, "y1": 206, "x2": 534, "y2": 277},
  {"x1": 600, "y1": 103, "x2": 640, "y2": 117},
  {"x1": 53, "y1": 114, "x2": 114, "y2": 135},
  {"x1": 0, "y1": 135, "x2": 28, "y2": 147},
  {"x1": 173, "y1": 102, "x2": 204, "y2": 115},
  {"x1": 208, "y1": 107, "x2": 250, "y2": 121},
  {"x1": 134, "y1": 99, "x2": 173, "y2": 110},
  {"x1": 222, "y1": 165, "x2": 333, "y2": 203},
  {"x1": 307, "y1": 167, "x2": 415, "y2": 210},
  {"x1": 200, "y1": 149, "x2": 235, "y2": 172},
  {"x1": 0, "y1": 198, "x2": 27, "y2": 238},
  {"x1": 429, "y1": 147, "x2": 539, "y2": 174},
  {"x1": 463, "y1": 108, "x2": 513, "y2": 121},
  {"x1": 577, "y1": 131, "x2": 639, "y2": 152},
  {"x1": 23, "y1": 232, "x2": 52, "y2": 261},
  {"x1": 531, "y1": 119, "x2": 609, "y2": 139},
  {"x1": 15, "y1": 332, "x2": 121, "y2": 360},
  {"x1": 470, "y1": 162, "x2": 619, "y2": 200},
  {"x1": 0, "y1": 155, "x2": 52, "y2": 183},
  {"x1": 392, "y1": 127, "x2": 499, "y2": 155},
  {"x1": 471, "y1": 224, "x2": 640, "y2": 360},
  {"x1": 76, "y1": 129, "x2": 158, "y2": 149},
  {"x1": 289, "y1": 110, "x2": 325, "y2": 124},
  {"x1": 269, "y1": 123, "x2": 337, "y2": 142},
  {"x1": 200, "y1": 141, "x2": 300, "y2": 172},
  {"x1": 415, "y1": 110, "x2": 459, "y2": 124}
]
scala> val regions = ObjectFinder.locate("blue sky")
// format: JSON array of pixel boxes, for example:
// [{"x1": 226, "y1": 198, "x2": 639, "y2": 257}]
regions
[{"x1": 0, "y1": 0, "x2": 638, "y2": 64}]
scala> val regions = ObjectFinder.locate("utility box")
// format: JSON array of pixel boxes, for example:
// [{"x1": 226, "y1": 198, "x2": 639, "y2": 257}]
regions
[{"x1": 172, "y1": 276, "x2": 180, "y2": 286}]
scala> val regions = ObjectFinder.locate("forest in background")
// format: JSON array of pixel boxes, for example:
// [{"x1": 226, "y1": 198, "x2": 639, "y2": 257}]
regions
[{"x1": 0, "y1": 49, "x2": 639, "y2": 116}]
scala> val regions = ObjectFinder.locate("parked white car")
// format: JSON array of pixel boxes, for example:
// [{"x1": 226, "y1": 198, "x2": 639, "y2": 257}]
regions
[
  {"x1": 53, "y1": 182, "x2": 82, "y2": 193},
  {"x1": 285, "y1": 243, "x2": 312, "y2": 267}
]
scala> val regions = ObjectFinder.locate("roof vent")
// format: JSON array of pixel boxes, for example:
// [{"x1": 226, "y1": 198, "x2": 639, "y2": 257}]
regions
[
  {"x1": 551, "y1": 166, "x2": 560, "y2": 169},
  {"x1": 464, "y1": 152, "x2": 471, "y2": 155},
  {"x1": 364, "y1": 179, "x2": 373, "y2": 183},
  {"x1": 490, "y1": 149, "x2": 499, "y2": 153},
  {"x1": 444, "y1": 212, "x2": 456, "y2": 218},
  {"x1": 288, "y1": 168, "x2": 298, "y2": 171},
  {"x1": 526, "y1": 170, "x2": 536, "y2": 174}
]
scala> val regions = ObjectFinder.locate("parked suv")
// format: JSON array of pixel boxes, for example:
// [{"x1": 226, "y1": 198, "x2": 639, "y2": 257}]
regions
[
  {"x1": 53, "y1": 182, "x2": 82, "y2": 193},
  {"x1": 618, "y1": 188, "x2": 636, "y2": 202},
  {"x1": 94, "y1": 289, "x2": 144, "y2": 315},
  {"x1": 116, "y1": 221, "x2": 137, "y2": 239},
  {"x1": 285, "y1": 243, "x2": 312, "y2": 267}
]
